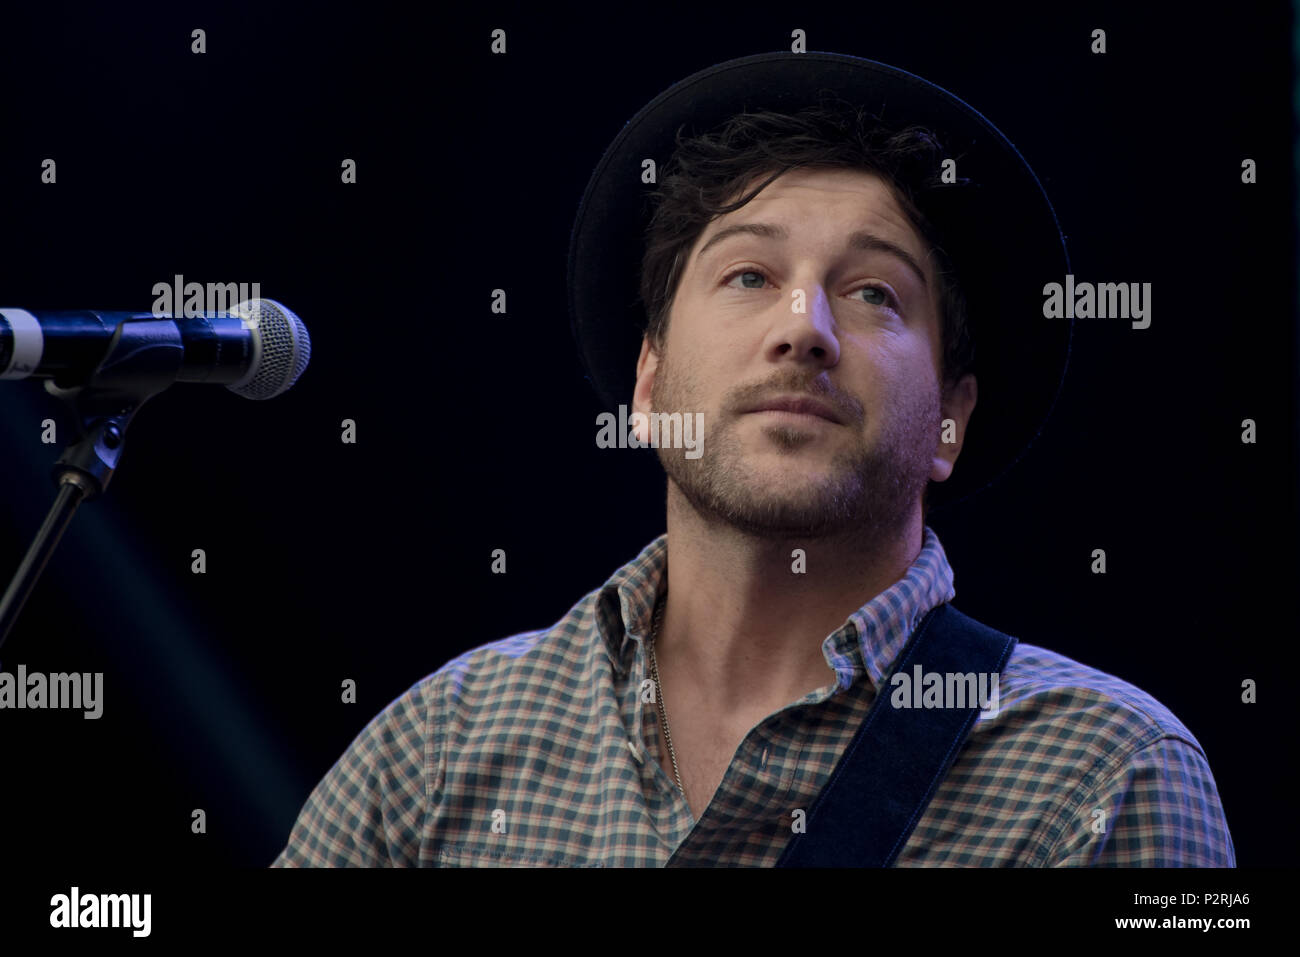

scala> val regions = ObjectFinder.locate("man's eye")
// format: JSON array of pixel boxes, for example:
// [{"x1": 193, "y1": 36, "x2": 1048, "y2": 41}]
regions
[
  {"x1": 856, "y1": 283, "x2": 900, "y2": 309},
  {"x1": 722, "y1": 268, "x2": 899, "y2": 311},
  {"x1": 722, "y1": 268, "x2": 769, "y2": 290}
]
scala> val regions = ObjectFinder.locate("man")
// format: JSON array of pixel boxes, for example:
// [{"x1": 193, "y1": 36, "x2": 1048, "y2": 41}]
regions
[{"x1": 272, "y1": 52, "x2": 1234, "y2": 867}]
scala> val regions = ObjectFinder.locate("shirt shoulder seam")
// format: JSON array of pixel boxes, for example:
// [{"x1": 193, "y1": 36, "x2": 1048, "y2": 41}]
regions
[{"x1": 1031, "y1": 728, "x2": 1194, "y2": 865}]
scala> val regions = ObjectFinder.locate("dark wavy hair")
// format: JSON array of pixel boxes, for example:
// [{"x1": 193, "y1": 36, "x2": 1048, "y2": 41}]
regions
[{"x1": 638, "y1": 94, "x2": 974, "y2": 389}]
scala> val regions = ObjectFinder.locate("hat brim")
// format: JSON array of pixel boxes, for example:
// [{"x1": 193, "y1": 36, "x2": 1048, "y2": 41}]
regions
[{"x1": 567, "y1": 50, "x2": 1073, "y2": 512}]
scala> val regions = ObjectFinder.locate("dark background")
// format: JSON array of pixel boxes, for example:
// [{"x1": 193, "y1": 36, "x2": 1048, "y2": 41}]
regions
[{"x1": 0, "y1": 0, "x2": 1294, "y2": 869}]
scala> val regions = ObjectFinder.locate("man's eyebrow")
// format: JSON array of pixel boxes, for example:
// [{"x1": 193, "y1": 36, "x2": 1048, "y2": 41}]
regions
[{"x1": 693, "y1": 221, "x2": 930, "y2": 290}]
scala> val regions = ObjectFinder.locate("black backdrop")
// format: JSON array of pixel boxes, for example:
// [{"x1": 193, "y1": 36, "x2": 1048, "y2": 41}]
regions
[{"x1": 1, "y1": 0, "x2": 1295, "y2": 878}]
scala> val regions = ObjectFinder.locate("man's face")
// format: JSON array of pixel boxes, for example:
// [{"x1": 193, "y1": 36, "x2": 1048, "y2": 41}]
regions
[{"x1": 632, "y1": 165, "x2": 975, "y2": 541}]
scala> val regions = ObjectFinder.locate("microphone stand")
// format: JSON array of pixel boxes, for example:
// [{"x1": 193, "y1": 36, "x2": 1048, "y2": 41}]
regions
[{"x1": 0, "y1": 317, "x2": 185, "y2": 651}]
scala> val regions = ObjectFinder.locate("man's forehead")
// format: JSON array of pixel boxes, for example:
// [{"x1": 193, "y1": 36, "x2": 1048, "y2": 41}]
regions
[
  {"x1": 692, "y1": 168, "x2": 933, "y2": 290},
  {"x1": 695, "y1": 168, "x2": 928, "y2": 267}
]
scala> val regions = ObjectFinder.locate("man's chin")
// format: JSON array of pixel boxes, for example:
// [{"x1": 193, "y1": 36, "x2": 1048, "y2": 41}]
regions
[
  {"x1": 727, "y1": 463, "x2": 867, "y2": 505},
  {"x1": 670, "y1": 462, "x2": 924, "y2": 539},
  {"x1": 746, "y1": 460, "x2": 849, "y2": 485},
  {"x1": 705, "y1": 507, "x2": 867, "y2": 540},
  {"x1": 741, "y1": 430, "x2": 844, "y2": 458},
  {"x1": 679, "y1": 485, "x2": 868, "y2": 537}
]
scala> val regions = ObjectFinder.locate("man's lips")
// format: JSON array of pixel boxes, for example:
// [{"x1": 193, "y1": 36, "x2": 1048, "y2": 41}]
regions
[{"x1": 742, "y1": 394, "x2": 846, "y2": 425}]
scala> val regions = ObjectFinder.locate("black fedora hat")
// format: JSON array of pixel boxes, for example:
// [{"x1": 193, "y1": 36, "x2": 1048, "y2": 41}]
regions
[{"x1": 567, "y1": 50, "x2": 1072, "y2": 512}]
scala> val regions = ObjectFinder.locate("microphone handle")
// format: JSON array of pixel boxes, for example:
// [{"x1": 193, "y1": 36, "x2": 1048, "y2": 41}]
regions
[{"x1": 0, "y1": 310, "x2": 254, "y2": 386}]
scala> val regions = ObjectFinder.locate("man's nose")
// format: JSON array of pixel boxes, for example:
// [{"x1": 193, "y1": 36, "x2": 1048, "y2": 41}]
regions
[{"x1": 763, "y1": 282, "x2": 841, "y2": 369}]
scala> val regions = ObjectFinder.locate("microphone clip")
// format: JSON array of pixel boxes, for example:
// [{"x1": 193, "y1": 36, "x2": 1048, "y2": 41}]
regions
[{"x1": 44, "y1": 316, "x2": 186, "y2": 499}]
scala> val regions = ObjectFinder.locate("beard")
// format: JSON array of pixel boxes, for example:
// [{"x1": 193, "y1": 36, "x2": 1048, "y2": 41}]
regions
[{"x1": 650, "y1": 349, "x2": 940, "y2": 543}]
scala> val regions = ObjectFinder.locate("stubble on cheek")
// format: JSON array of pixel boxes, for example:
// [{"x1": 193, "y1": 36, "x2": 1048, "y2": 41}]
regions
[{"x1": 650, "y1": 349, "x2": 941, "y2": 540}]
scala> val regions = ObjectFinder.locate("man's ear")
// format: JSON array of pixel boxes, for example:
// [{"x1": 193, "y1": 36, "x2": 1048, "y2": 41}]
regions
[
  {"x1": 631, "y1": 335, "x2": 660, "y2": 444},
  {"x1": 931, "y1": 372, "x2": 977, "y2": 483}
]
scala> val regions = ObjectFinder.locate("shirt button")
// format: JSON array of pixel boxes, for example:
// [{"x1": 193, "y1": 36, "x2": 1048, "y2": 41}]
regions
[{"x1": 627, "y1": 739, "x2": 643, "y2": 763}]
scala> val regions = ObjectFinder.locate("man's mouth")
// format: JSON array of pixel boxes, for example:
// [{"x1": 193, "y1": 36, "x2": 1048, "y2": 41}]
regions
[{"x1": 742, "y1": 394, "x2": 845, "y2": 425}]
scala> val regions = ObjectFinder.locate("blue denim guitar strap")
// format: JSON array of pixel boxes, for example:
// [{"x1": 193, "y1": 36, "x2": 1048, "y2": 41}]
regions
[{"x1": 775, "y1": 601, "x2": 1018, "y2": 867}]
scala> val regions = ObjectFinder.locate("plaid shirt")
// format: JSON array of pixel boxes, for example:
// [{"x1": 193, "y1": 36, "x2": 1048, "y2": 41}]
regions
[{"x1": 272, "y1": 527, "x2": 1235, "y2": 867}]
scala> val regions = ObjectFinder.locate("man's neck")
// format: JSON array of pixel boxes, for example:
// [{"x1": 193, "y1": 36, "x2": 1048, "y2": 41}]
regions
[{"x1": 657, "y1": 483, "x2": 925, "y2": 719}]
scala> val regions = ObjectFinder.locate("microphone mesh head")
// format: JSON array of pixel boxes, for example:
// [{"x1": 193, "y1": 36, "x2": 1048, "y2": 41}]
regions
[{"x1": 226, "y1": 299, "x2": 311, "y2": 400}]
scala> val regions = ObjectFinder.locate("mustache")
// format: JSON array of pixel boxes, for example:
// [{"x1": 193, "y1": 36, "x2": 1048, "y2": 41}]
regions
[{"x1": 729, "y1": 376, "x2": 862, "y2": 424}]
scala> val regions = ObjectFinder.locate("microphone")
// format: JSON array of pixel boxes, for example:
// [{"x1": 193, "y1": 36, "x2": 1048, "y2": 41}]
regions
[{"x1": 0, "y1": 299, "x2": 311, "y2": 399}]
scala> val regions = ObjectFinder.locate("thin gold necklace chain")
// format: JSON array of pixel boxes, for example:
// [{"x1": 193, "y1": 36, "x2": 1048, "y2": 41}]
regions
[{"x1": 646, "y1": 593, "x2": 683, "y2": 794}]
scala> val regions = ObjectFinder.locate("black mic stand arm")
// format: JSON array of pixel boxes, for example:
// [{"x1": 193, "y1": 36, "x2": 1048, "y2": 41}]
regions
[{"x1": 0, "y1": 318, "x2": 185, "y2": 650}]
